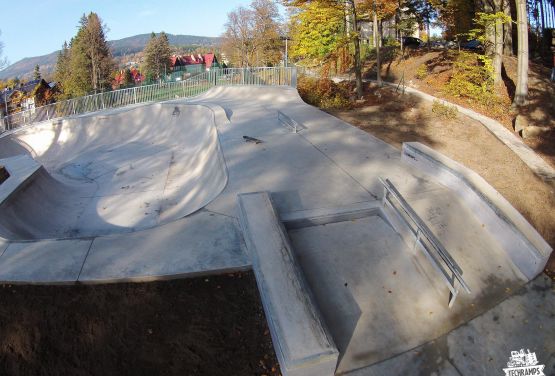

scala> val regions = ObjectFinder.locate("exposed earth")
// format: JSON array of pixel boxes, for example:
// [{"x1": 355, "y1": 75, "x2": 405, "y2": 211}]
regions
[
  {"x1": 0, "y1": 272, "x2": 281, "y2": 376},
  {"x1": 369, "y1": 49, "x2": 555, "y2": 169}
]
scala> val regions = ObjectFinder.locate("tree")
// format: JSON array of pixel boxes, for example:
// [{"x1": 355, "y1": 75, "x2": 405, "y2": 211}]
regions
[
  {"x1": 513, "y1": 0, "x2": 528, "y2": 106},
  {"x1": 143, "y1": 32, "x2": 172, "y2": 81},
  {"x1": 0, "y1": 30, "x2": 8, "y2": 70},
  {"x1": 54, "y1": 13, "x2": 114, "y2": 98},
  {"x1": 406, "y1": 0, "x2": 437, "y2": 49},
  {"x1": 78, "y1": 13, "x2": 114, "y2": 92},
  {"x1": 54, "y1": 42, "x2": 71, "y2": 97},
  {"x1": 289, "y1": 2, "x2": 346, "y2": 65},
  {"x1": 221, "y1": 0, "x2": 283, "y2": 67},
  {"x1": 33, "y1": 65, "x2": 41, "y2": 80}
]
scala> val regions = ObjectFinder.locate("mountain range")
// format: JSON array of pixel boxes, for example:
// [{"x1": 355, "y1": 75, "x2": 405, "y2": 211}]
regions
[{"x1": 0, "y1": 33, "x2": 221, "y2": 81}]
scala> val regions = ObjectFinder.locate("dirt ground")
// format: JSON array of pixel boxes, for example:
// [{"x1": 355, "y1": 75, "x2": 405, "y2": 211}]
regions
[
  {"x1": 368, "y1": 49, "x2": 555, "y2": 169},
  {"x1": 0, "y1": 272, "x2": 281, "y2": 376},
  {"x1": 327, "y1": 82, "x2": 555, "y2": 275}
]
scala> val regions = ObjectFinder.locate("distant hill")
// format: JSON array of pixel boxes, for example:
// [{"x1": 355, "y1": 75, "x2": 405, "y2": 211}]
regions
[{"x1": 0, "y1": 33, "x2": 221, "y2": 80}]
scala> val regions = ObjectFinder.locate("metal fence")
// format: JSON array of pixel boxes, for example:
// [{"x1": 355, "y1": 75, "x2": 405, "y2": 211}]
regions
[{"x1": 0, "y1": 66, "x2": 297, "y2": 133}]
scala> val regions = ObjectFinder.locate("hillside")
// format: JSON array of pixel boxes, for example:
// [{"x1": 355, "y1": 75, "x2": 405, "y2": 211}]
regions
[{"x1": 0, "y1": 33, "x2": 220, "y2": 80}]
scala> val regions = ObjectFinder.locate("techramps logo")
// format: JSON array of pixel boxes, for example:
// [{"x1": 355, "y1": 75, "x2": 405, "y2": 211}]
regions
[{"x1": 503, "y1": 349, "x2": 545, "y2": 376}]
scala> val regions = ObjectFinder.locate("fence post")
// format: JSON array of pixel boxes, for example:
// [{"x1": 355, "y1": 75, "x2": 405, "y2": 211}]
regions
[{"x1": 133, "y1": 87, "x2": 138, "y2": 104}]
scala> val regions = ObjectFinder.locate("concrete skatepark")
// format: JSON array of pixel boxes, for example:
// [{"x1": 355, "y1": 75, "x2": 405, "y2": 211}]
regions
[{"x1": 0, "y1": 85, "x2": 552, "y2": 375}]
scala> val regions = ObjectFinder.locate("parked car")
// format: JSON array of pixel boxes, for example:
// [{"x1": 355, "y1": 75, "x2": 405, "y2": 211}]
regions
[
  {"x1": 460, "y1": 39, "x2": 483, "y2": 51},
  {"x1": 401, "y1": 37, "x2": 423, "y2": 49}
]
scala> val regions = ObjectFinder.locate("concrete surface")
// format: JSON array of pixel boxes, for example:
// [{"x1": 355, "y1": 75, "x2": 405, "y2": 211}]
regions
[
  {"x1": 347, "y1": 274, "x2": 554, "y2": 376},
  {"x1": 287, "y1": 197, "x2": 527, "y2": 373},
  {"x1": 0, "y1": 239, "x2": 92, "y2": 283},
  {"x1": 78, "y1": 211, "x2": 248, "y2": 283},
  {"x1": 238, "y1": 192, "x2": 339, "y2": 376},
  {"x1": 0, "y1": 154, "x2": 41, "y2": 204},
  {"x1": 402, "y1": 142, "x2": 552, "y2": 279},
  {"x1": 0, "y1": 85, "x2": 551, "y2": 375},
  {"x1": 0, "y1": 103, "x2": 227, "y2": 239}
]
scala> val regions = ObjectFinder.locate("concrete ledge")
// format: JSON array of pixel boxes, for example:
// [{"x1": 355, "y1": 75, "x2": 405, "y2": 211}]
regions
[
  {"x1": 0, "y1": 155, "x2": 41, "y2": 205},
  {"x1": 402, "y1": 142, "x2": 552, "y2": 280},
  {"x1": 237, "y1": 192, "x2": 339, "y2": 376}
]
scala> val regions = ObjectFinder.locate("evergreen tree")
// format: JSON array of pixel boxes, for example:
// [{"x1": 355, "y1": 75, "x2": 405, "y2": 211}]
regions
[
  {"x1": 143, "y1": 32, "x2": 172, "y2": 81},
  {"x1": 33, "y1": 65, "x2": 41, "y2": 80},
  {"x1": 54, "y1": 12, "x2": 114, "y2": 98}
]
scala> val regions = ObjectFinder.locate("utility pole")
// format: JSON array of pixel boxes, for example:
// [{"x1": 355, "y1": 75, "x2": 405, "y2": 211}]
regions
[{"x1": 281, "y1": 36, "x2": 291, "y2": 67}]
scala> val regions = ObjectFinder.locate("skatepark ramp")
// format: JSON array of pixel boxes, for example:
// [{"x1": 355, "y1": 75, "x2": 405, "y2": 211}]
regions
[{"x1": 0, "y1": 103, "x2": 228, "y2": 240}]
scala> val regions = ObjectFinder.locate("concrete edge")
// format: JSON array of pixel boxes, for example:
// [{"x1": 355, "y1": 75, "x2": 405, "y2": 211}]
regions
[
  {"x1": 375, "y1": 80, "x2": 555, "y2": 181},
  {"x1": 0, "y1": 154, "x2": 41, "y2": 205},
  {"x1": 237, "y1": 191, "x2": 339, "y2": 376},
  {"x1": 402, "y1": 142, "x2": 552, "y2": 280},
  {"x1": 0, "y1": 265, "x2": 253, "y2": 286}
]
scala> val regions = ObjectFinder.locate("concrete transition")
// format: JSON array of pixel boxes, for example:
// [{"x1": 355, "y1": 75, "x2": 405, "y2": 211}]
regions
[{"x1": 0, "y1": 85, "x2": 552, "y2": 375}]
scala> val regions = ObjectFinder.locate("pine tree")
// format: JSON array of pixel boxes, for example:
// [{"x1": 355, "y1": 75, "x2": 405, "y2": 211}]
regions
[
  {"x1": 143, "y1": 32, "x2": 172, "y2": 81},
  {"x1": 33, "y1": 65, "x2": 41, "y2": 80},
  {"x1": 54, "y1": 13, "x2": 114, "y2": 98}
]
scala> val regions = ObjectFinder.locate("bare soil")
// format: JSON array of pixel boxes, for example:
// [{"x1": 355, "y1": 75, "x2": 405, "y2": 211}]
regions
[
  {"x1": 327, "y1": 82, "x2": 555, "y2": 275},
  {"x1": 0, "y1": 272, "x2": 281, "y2": 376},
  {"x1": 367, "y1": 49, "x2": 555, "y2": 169}
]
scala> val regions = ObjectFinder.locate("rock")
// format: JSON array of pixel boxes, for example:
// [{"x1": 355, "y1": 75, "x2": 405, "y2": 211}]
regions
[
  {"x1": 522, "y1": 125, "x2": 552, "y2": 139},
  {"x1": 514, "y1": 114, "x2": 528, "y2": 133}
]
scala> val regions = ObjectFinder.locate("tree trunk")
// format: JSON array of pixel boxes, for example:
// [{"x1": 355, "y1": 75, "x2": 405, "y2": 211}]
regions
[
  {"x1": 503, "y1": 0, "x2": 514, "y2": 56},
  {"x1": 513, "y1": 0, "x2": 529, "y2": 107},
  {"x1": 374, "y1": 10, "x2": 382, "y2": 86},
  {"x1": 493, "y1": 16, "x2": 504, "y2": 87},
  {"x1": 348, "y1": 0, "x2": 363, "y2": 98}
]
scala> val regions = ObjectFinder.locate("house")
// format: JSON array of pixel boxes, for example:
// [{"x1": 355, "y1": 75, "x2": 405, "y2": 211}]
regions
[
  {"x1": 0, "y1": 89, "x2": 13, "y2": 118},
  {"x1": 1, "y1": 79, "x2": 55, "y2": 116},
  {"x1": 170, "y1": 53, "x2": 220, "y2": 73}
]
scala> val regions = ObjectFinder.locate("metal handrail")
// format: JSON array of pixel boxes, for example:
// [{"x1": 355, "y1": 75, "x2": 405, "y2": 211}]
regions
[
  {"x1": 1, "y1": 66, "x2": 298, "y2": 134},
  {"x1": 379, "y1": 177, "x2": 471, "y2": 307}
]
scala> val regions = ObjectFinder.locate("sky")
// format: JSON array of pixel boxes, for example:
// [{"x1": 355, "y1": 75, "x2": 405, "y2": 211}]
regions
[{"x1": 0, "y1": 0, "x2": 261, "y2": 63}]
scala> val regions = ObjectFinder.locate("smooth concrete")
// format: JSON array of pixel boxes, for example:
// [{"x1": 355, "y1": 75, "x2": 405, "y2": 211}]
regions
[
  {"x1": 0, "y1": 103, "x2": 227, "y2": 239},
  {"x1": 0, "y1": 85, "x2": 550, "y2": 374},
  {"x1": 347, "y1": 274, "x2": 554, "y2": 376},
  {"x1": 0, "y1": 154, "x2": 41, "y2": 204},
  {"x1": 78, "y1": 211, "x2": 248, "y2": 283},
  {"x1": 238, "y1": 192, "x2": 339, "y2": 376},
  {"x1": 0, "y1": 239, "x2": 92, "y2": 284},
  {"x1": 403, "y1": 142, "x2": 552, "y2": 279},
  {"x1": 288, "y1": 203, "x2": 526, "y2": 374}
]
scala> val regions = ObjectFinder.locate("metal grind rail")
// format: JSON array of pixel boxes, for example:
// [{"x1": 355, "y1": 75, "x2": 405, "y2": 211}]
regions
[
  {"x1": 380, "y1": 177, "x2": 471, "y2": 307},
  {"x1": 1, "y1": 66, "x2": 298, "y2": 133}
]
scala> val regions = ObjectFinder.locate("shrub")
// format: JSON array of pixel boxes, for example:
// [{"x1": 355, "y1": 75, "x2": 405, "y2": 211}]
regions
[
  {"x1": 431, "y1": 100, "x2": 458, "y2": 120},
  {"x1": 444, "y1": 51, "x2": 498, "y2": 105},
  {"x1": 297, "y1": 76, "x2": 352, "y2": 110},
  {"x1": 416, "y1": 64, "x2": 428, "y2": 79}
]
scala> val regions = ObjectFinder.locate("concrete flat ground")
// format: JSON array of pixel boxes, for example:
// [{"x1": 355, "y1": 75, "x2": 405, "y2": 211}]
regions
[{"x1": 0, "y1": 86, "x2": 551, "y2": 374}]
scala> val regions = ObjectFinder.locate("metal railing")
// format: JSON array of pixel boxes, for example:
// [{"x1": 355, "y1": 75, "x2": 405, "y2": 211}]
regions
[
  {"x1": 0, "y1": 66, "x2": 297, "y2": 133},
  {"x1": 380, "y1": 177, "x2": 471, "y2": 308}
]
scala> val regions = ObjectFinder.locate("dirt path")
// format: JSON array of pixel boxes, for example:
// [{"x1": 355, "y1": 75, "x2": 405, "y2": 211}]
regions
[
  {"x1": 0, "y1": 272, "x2": 281, "y2": 376},
  {"x1": 327, "y1": 83, "x2": 555, "y2": 274}
]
